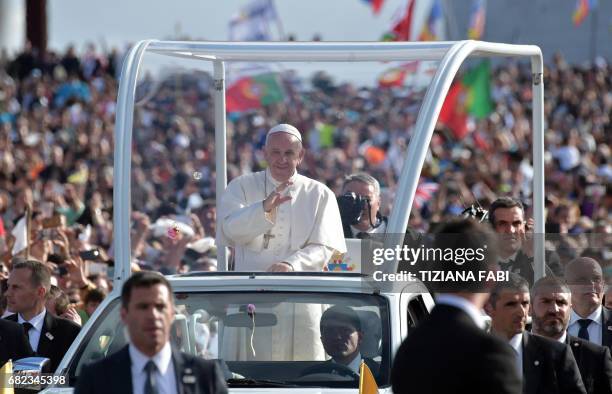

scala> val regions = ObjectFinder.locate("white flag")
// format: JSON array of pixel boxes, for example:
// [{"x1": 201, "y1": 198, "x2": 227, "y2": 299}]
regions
[
  {"x1": 228, "y1": 0, "x2": 279, "y2": 41},
  {"x1": 11, "y1": 215, "x2": 27, "y2": 255}
]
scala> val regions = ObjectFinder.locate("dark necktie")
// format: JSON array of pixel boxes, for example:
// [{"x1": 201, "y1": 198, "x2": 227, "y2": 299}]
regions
[
  {"x1": 144, "y1": 360, "x2": 159, "y2": 394},
  {"x1": 499, "y1": 260, "x2": 514, "y2": 271},
  {"x1": 22, "y1": 322, "x2": 34, "y2": 338},
  {"x1": 356, "y1": 232, "x2": 370, "y2": 239},
  {"x1": 577, "y1": 319, "x2": 592, "y2": 341}
]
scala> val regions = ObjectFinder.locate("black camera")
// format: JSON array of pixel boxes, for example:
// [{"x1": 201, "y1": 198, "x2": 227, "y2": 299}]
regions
[
  {"x1": 461, "y1": 204, "x2": 489, "y2": 223},
  {"x1": 337, "y1": 192, "x2": 369, "y2": 226}
]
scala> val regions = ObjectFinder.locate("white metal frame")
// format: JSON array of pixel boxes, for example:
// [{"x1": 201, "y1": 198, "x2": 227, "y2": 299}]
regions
[{"x1": 112, "y1": 40, "x2": 545, "y2": 284}]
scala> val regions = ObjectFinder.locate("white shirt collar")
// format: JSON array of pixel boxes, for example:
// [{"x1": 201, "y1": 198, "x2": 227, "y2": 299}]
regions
[
  {"x1": 265, "y1": 168, "x2": 297, "y2": 187},
  {"x1": 129, "y1": 342, "x2": 173, "y2": 375},
  {"x1": 435, "y1": 294, "x2": 485, "y2": 329},
  {"x1": 569, "y1": 305, "x2": 602, "y2": 326},
  {"x1": 509, "y1": 333, "x2": 523, "y2": 353},
  {"x1": 558, "y1": 331, "x2": 568, "y2": 344},
  {"x1": 17, "y1": 308, "x2": 46, "y2": 332}
]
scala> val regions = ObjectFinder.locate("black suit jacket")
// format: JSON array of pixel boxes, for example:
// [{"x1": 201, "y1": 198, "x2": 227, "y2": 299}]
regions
[
  {"x1": 500, "y1": 249, "x2": 563, "y2": 287},
  {"x1": 6, "y1": 311, "x2": 80, "y2": 372},
  {"x1": 392, "y1": 304, "x2": 521, "y2": 394},
  {"x1": 600, "y1": 308, "x2": 612, "y2": 351},
  {"x1": 522, "y1": 332, "x2": 586, "y2": 394},
  {"x1": 74, "y1": 345, "x2": 228, "y2": 394},
  {"x1": 567, "y1": 335, "x2": 612, "y2": 394},
  {"x1": 0, "y1": 318, "x2": 33, "y2": 367}
]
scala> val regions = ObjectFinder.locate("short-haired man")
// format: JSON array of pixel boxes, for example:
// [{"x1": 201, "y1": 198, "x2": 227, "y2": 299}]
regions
[
  {"x1": 565, "y1": 257, "x2": 612, "y2": 350},
  {"x1": 218, "y1": 123, "x2": 346, "y2": 272},
  {"x1": 309, "y1": 305, "x2": 379, "y2": 377},
  {"x1": 531, "y1": 276, "x2": 612, "y2": 394},
  {"x1": 5, "y1": 259, "x2": 80, "y2": 372},
  {"x1": 75, "y1": 271, "x2": 228, "y2": 394},
  {"x1": 489, "y1": 197, "x2": 562, "y2": 286},
  {"x1": 486, "y1": 273, "x2": 586, "y2": 394},
  {"x1": 339, "y1": 173, "x2": 385, "y2": 238},
  {"x1": 392, "y1": 219, "x2": 521, "y2": 394}
]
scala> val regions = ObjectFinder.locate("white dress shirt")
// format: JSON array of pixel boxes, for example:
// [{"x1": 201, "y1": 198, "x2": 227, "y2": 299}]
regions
[
  {"x1": 568, "y1": 306, "x2": 602, "y2": 346},
  {"x1": 557, "y1": 331, "x2": 568, "y2": 344},
  {"x1": 508, "y1": 333, "x2": 523, "y2": 377},
  {"x1": 435, "y1": 294, "x2": 485, "y2": 329},
  {"x1": 129, "y1": 342, "x2": 177, "y2": 394},
  {"x1": 17, "y1": 309, "x2": 46, "y2": 352}
]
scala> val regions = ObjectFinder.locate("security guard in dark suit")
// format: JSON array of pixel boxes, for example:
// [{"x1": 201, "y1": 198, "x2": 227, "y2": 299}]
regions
[
  {"x1": 5, "y1": 259, "x2": 80, "y2": 372},
  {"x1": 531, "y1": 276, "x2": 612, "y2": 394},
  {"x1": 75, "y1": 271, "x2": 227, "y2": 394}
]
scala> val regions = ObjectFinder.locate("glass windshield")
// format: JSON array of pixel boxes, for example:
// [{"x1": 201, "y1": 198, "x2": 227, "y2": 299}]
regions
[{"x1": 71, "y1": 291, "x2": 390, "y2": 388}]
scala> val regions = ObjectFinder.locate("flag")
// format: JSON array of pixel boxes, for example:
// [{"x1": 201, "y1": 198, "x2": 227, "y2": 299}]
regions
[
  {"x1": 414, "y1": 181, "x2": 440, "y2": 210},
  {"x1": 359, "y1": 360, "x2": 378, "y2": 394},
  {"x1": 378, "y1": 61, "x2": 419, "y2": 88},
  {"x1": 0, "y1": 359, "x2": 14, "y2": 394},
  {"x1": 229, "y1": 0, "x2": 279, "y2": 41},
  {"x1": 362, "y1": 0, "x2": 385, "y2": 14},
  {"x1": 226, "y1": 73, "x2": 285, "y2": 112},
  {"x1": 11, "y1": 215, "x2": 27, "y2": 255},
  {"x1": 381, "y1": 0, "x2": 415, "y2": 41},
  {"x1": 467, "y1": 0, "x2": 486, "y2": 39},
  {"x1": 439, "y1": 60, "x2": 492, "y2": 139},
  {"x1": 418, "y1": 0, "x2": 445, "y2": 41},
  {"x1": 573, "y1": 0, "x2": 597, "y2": 26}
]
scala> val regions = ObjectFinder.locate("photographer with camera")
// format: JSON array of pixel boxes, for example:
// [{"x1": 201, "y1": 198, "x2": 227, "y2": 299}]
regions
[{"x1": 338, "y1": 173, "x2": 386, "y2": 239}]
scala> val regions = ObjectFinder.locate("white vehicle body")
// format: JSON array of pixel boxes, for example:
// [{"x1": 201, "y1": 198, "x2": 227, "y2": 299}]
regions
[{"x1": 41, "y1": 39, "x2": 544, "y2": 393}]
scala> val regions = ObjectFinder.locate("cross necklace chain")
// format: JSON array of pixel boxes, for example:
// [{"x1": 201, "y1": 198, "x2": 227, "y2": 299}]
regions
[{"x1": 262, "y1": 171, "x2": 275, "y2": 249}]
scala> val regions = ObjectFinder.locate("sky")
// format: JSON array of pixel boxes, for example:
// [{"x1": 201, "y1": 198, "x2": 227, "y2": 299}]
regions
[{"x1": 47, "y1": 0, "x2": 408, "y2": 51}]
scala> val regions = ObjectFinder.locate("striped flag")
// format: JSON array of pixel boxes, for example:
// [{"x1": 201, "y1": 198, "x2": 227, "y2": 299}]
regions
[
  {"x1": 573, "y1": 0, "x2": 597, "y2": 26},
  {"x1": 414, "y1": 181, "x2": 439, "y2": 210},
  {"x1": 418, "y1": 0, "x2": 445, "y2": 41},
  {"x1": 228, "y1": 0, "x2": 279, "y2": 41},
  {"x1": 467, "y1": 0, "x2": 486, "y2": 39}
]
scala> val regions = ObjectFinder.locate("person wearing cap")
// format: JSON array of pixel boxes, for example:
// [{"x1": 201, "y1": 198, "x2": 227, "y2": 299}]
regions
[{"x1": 218, "y1": 123, "x2": 346, "y2": 272}]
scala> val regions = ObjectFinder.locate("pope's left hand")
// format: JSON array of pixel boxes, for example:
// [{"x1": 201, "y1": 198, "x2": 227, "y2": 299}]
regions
[{"x1": 267, "y1": 262, "x2": 294, "y2": 272}]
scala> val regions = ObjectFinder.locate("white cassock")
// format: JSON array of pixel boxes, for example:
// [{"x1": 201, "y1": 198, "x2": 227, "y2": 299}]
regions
[
  {"x1": 217, "y1": 169, "x2": 346, "y2": 361},
  {"x1": 217, "y1": 169, "x2": 346, "y2": 271}
]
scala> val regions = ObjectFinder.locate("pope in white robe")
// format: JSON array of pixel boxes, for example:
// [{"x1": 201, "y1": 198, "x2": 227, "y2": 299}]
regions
[
  {"x1": 216, "y1": 123, "x2": 346, "y2": 361},
  {"x1": 217, "y1": 124, "x2": 346, "y2": 272}
]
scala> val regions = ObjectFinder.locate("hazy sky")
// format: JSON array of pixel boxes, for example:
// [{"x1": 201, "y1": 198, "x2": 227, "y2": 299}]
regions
[{"x1": 48, "y1": 0, "x2": 408, "y2": 51}]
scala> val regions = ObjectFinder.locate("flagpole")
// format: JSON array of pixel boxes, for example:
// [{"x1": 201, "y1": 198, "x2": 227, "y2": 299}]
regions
[{"x1": 589, "y1": 5, "x2": 598, "y2": 62}]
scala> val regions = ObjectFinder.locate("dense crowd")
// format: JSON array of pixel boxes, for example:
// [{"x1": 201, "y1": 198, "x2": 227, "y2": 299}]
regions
[{"x1": 0, "y1": 44, "x2": 610, "y2": 320}]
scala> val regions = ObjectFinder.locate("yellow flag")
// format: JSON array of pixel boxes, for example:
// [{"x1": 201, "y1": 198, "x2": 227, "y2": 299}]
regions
[
  {"x1": 0, "y1": 359, "x2": 14, "y2": 394},
  {"x1": 359, "y1": 360, "x2": 378, "y2": 394}
]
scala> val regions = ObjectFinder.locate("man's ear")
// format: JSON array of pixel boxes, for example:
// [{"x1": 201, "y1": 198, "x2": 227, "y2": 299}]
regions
[
  {"x1": 120, "y1": 306, "x2": 128, "y2": 324},
  {"x1": 484, "y1": 302, "x2": 494, "y2": 317}
]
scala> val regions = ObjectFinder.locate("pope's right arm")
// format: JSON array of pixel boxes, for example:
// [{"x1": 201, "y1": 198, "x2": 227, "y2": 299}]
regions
[{"x1": 218, "y1": 178, "x2": 274, "y2": 246}]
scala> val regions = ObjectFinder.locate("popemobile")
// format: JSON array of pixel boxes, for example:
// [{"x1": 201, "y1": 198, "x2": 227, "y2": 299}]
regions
[{"x1": 28, "y1": 39, "x2": 547, "y2": 393}]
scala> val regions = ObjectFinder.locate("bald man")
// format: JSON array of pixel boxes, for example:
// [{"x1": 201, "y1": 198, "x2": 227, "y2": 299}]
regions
[{"x1": 565, "y1": 257, "x2": 612, "y2": 350}]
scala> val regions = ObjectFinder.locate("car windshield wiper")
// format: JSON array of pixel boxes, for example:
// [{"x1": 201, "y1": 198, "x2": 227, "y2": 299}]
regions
[{"x1": 226, "y1": 378, "x2": 302, "y2": 388}]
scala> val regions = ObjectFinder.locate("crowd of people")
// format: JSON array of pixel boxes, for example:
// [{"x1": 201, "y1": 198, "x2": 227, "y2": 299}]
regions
[{"x1": 0, "y1": 42, "x2": 609, "y2": 392}]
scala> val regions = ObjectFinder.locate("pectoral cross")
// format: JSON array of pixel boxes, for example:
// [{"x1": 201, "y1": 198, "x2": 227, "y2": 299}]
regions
[{"x1": 263, "y1": 231, "x2": 275, "y2": 249}]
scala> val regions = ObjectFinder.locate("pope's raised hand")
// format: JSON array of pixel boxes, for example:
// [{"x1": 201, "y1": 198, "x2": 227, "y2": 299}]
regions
[{"x1": 263, "y1": 181, "x2": 292, "y2": 213}]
